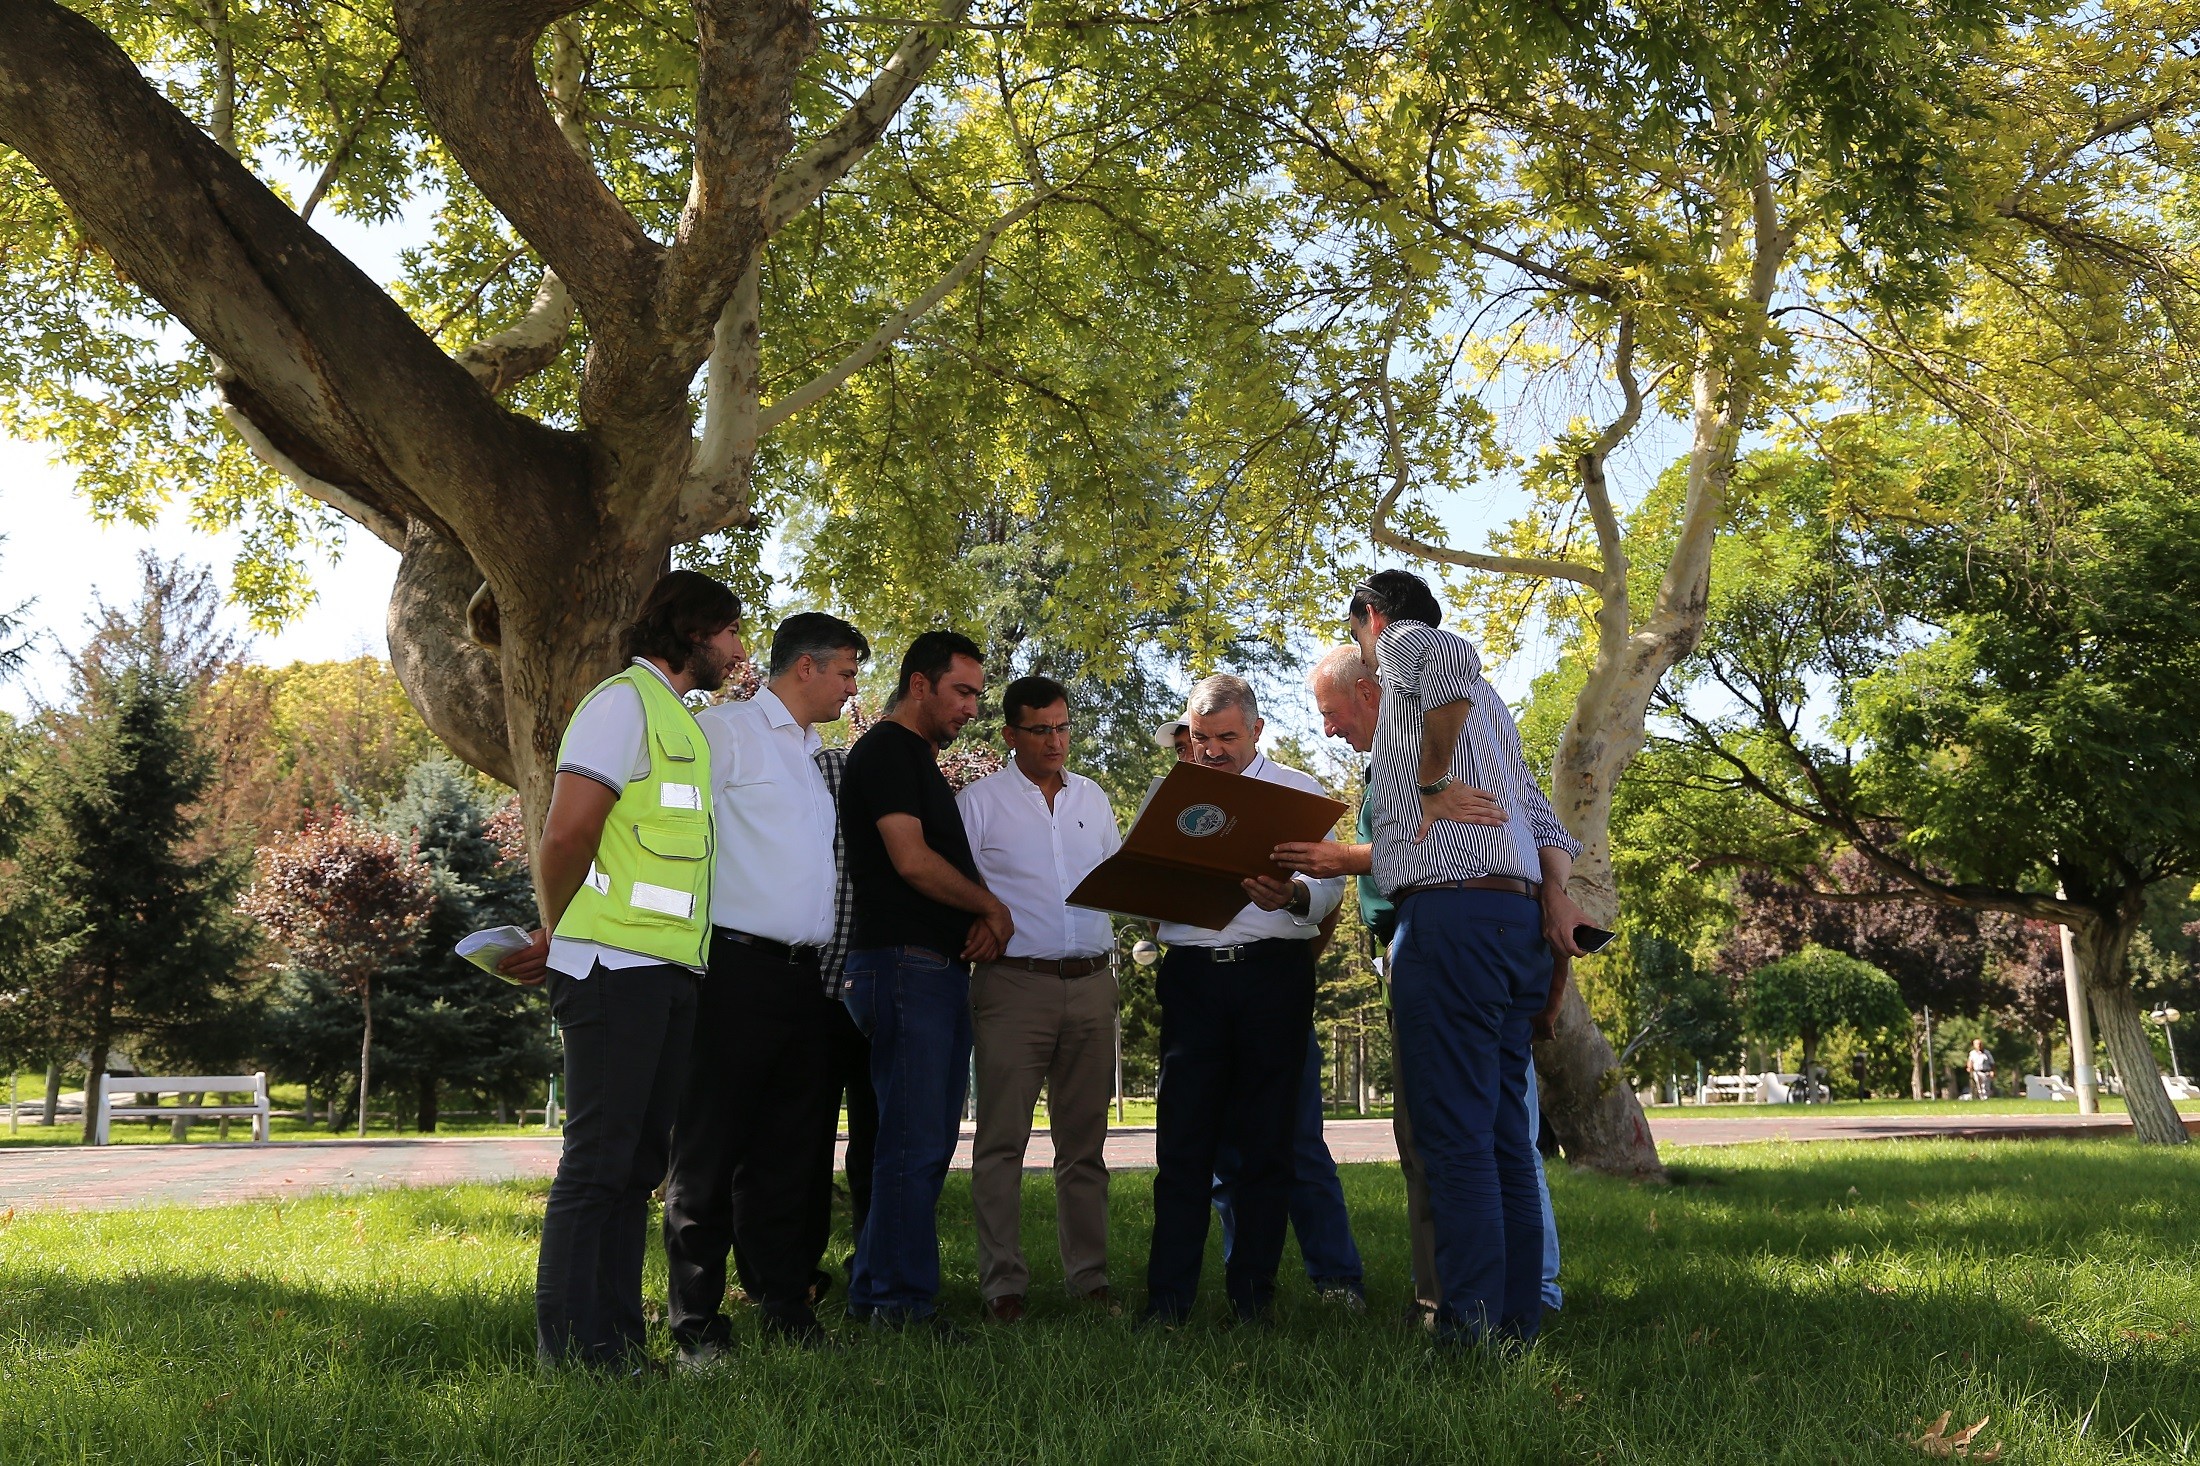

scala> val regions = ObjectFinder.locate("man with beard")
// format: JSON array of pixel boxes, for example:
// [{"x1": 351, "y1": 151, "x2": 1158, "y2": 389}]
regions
[
  {"x1": 498, "y1": 570, "x2": 743, "y2": 1373},
  {"x1": 839, "y1": 631, "x2": 1010, "y2": 1333}
]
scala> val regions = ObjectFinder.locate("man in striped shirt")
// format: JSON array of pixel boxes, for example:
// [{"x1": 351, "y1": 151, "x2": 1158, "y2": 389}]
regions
[{"x1": 1347, "y1": 569, "x2": 1589, "y2": 1348}]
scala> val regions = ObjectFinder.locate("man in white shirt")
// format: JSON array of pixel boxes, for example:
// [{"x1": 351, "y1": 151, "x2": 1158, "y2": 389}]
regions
[
  {"x1": 1140, "y1": 674, "x2": 1346, "y2": 1326},
  {"x1": 957, "y1": 675, "x2": 1124, "y2": 1323},
  {"x1": 663, "y1": 612, "x2": 870, "y2": 1361}
]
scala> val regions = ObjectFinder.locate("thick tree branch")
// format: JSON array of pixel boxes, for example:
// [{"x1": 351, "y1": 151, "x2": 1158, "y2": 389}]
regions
[
  {"x1": 0, "y1": 0, "x2": 592, "y2": 556},
  {"x1": 455, "y1": 271, "x2": 576, "y2": 394},
  {"x1": 658, "y1": 0, "x2": 815, "y2": 352},
  {"x1": 766, "y1": 0, "x2": 974, "y2": 235},
  {"x1": 218, "y1": 389, "x2": 406, "y2": 549},
  {"x1": 682, "y1": 259, "x2": 762, "y2": 527},
  {"x1": 396, "y1": 1, "x2": 661, "y2": 334}
]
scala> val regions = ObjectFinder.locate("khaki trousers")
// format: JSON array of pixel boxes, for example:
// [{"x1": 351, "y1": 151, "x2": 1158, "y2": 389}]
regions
[{"x1": 970, "y1": 960, "x2": 1117, "y2": 1300}]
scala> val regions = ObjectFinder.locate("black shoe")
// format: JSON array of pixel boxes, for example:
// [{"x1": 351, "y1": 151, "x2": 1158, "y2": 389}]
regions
[
  {"x1": 869, "y1": 1309, "x2": 969, "y2": 1344},
  {"x1": 1311, "y1": 1278, "x2": 1369, "y2": 1313},
  {"x1": 765, "y1": 1316, "x2": 843, "y2": 1352}
]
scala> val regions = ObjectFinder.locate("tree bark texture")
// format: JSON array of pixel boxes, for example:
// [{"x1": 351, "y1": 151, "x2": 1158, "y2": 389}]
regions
[
  {"x1": 0, "y1": 0, "x2": 820, "y2": 859},
  {"x1": 2070, "y1": 910, "x2": 2189, "y2": 1146},
  {"x1": 41, "y1": 1059, "x2": 60, "y2": 1125}
]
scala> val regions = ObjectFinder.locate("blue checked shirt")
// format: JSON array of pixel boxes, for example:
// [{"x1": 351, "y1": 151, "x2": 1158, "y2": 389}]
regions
[{"x1": 1367, "y1": 619, "x2": 1582, "y2": 897}]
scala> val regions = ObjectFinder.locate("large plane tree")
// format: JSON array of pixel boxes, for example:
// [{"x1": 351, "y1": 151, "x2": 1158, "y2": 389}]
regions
[{"x1": 0, "y1": 0, "x2": 1348, "y2": 832}]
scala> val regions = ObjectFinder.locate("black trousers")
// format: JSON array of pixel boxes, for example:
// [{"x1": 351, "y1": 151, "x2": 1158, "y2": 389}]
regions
[
  {"x1": 535, "y1": 960, "x2": 696, "y2": 1368},
  {"x1": 1144, "y1": 939, "x2": 1317, "y2": 1320},
  {"x1": 662, "y1": 936, "x2": 842, "y2": 1342},
  {"x1": 804, "y1": 998, "x2": 877, "y2": 1278}
]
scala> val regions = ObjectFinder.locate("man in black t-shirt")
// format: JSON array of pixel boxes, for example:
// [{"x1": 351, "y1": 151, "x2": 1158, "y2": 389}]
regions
[{"x1": 839, "y1": 630, "x2": 1012, "y2": 1332}]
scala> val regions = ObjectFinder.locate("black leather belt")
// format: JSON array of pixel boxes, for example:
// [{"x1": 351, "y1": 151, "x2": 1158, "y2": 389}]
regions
[
  {"x1": 1394, "y1": 875, "x2": 1541, "y2": 901},
  {"x1": 716, "y1": 928, "x2": 823, "y2": 965},
  {"x1": 993, "y1": 955, "x2": 1109, "y2": 979},
  {"x1": 1174, "y1": 938, "x2": 1302, "y2": 964}
]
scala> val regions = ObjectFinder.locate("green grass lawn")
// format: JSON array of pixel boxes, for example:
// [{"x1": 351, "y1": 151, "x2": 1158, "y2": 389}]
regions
[{"x1": 4, "y1": 1140, "x2": 2196, "y2": 1463}]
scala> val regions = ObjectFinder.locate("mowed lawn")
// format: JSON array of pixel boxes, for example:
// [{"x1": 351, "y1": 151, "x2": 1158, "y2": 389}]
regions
[{"x1": 3, "y1": 1142, "x2": 2196, "y2": 1464}]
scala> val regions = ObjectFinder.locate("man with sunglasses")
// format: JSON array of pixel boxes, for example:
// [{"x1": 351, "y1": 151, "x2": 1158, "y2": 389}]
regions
[
  {"x1": 956, "y1": 675, "x2": 1124, "y2": 1322},
  {"x1": 1347, "y1": 569, "x2": 1590, "y2": 1350}
]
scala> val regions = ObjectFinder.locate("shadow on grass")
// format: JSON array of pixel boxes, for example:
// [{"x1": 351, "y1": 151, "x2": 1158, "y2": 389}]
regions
[{"x1": 0, "y1": 1142, "x2": 2194, "y2": 1464}]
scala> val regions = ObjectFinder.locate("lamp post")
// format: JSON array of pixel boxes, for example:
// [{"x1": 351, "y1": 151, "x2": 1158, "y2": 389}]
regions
[{"x1": 2149, "y1": 1006, "x2": 2184, "y2": 1081}]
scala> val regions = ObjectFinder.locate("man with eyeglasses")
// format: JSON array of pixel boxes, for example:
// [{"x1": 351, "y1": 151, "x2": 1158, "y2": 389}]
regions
[{"x1": 956, "y1": 675, "x2": 1124, "y2": 1323}]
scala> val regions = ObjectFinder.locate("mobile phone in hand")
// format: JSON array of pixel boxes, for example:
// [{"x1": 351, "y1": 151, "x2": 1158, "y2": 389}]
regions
[{"x1": 1573, "y1": 924, "x2": 1617, "y2": 954}]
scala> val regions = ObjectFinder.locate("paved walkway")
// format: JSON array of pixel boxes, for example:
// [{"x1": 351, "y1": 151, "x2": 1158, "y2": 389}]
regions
[{"x1": 4, "y1": 1111, "x2": 2188, "y2": 1214}]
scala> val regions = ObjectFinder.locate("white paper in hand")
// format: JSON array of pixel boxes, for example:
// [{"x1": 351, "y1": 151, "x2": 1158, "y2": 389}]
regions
[{"x1": 456, "y1": 925, "x2": 536, "y2": 983}]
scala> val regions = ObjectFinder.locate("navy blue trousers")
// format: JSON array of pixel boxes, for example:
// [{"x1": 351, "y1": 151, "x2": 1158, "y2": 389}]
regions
[
  {"x1": 1213, "y1": 1029, "x2": 1364, "y2": 1287},
  {"x1": 1390, "y1": 888, "x2": 1551, "y2": 1343},
  {"x1": 1145, "y1": 940, "x2": 1316, "y2": 1320}
]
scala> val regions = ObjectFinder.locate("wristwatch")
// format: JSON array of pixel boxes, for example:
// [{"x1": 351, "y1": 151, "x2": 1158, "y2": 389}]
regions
[
  {"x1": 1417, "y1": 773, "x2": 1455, "y2": 798},
  {"x1": 1286, "y1": 879, "x2": 1312, "y2": 917}
]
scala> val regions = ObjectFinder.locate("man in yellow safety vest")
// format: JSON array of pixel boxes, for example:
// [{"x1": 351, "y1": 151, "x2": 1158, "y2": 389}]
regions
[{"x1": 499, "y1": 569, "x2": 744, "y2": 1373}]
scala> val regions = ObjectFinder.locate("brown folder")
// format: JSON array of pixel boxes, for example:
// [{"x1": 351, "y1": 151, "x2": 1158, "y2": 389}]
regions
[{"x1": 1068, "y1": 760, "x2": 1347, "y2": 929}]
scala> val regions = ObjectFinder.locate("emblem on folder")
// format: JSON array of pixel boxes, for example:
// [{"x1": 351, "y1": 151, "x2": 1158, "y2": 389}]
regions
[{"x1": 1176, "y1": 803, "x2": 1228, "y2": 838}]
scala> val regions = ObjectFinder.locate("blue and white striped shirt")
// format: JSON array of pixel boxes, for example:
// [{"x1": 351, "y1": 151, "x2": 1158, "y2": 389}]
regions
[{"x1": 1367, "y1": 620, "x2": 1582, "y2": 896}]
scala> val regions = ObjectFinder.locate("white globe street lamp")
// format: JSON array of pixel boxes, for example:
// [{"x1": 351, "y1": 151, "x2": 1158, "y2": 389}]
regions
[{"x1": 2149, "y1": 1006, "x2": 2184, "y2": 1081}]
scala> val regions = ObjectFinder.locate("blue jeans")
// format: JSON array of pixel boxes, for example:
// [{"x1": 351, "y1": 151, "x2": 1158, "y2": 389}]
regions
[
  {"x1": 1526, "y1": 1063, "x2": 1561, "y2": 1310},
  {"x1": 1391, "y1": 888, "x2": 1551, "y2": 1344},
  {"x1": 842, "y1": 945, "x2": 972, "y2": 1321},
  {"x1": 1213, "y1": 1030, "x2": 1363, "y2": 1288}
]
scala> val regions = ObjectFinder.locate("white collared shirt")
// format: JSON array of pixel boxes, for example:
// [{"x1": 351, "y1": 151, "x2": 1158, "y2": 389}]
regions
[
  {"x1": 1157, "y1": 752, "x2": 1346, "y2": 947},
  {"x1": 957, "y1": 763, "x2": 1122, "y2": 959},
  {"x1": 694, "y1": 686, "x2": 837, "y2": 948}
]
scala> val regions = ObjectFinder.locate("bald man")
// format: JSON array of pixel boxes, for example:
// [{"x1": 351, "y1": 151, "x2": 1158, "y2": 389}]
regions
[{"x1": 1275, "y1": 645, "x2": 1563, "y2": 1326}]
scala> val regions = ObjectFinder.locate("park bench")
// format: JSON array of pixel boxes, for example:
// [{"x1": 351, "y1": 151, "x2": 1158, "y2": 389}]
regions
[
  {"x1": 92, "y1": 1074, "x2": 270, "y2": 1145},
  {"x1": 1701, "y1": 1074, "x2": 1753, "y2": 1103}
]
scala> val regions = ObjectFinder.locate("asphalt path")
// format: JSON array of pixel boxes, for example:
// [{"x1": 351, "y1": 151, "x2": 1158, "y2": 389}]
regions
[{"x1": 4, "y1": 1110, "x2": 2190, "y2": 1214}]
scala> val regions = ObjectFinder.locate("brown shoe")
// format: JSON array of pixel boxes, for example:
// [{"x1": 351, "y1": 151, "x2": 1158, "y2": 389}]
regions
[
  {"x1": 1080, "y1": 1286, "x2": 1121, "y2": 1316},
  {"x1": 985, "y1": 1294, "x2": 1027, "y2": 1323}
]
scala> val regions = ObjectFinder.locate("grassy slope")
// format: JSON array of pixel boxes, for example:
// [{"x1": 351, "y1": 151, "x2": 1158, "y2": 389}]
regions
[{"x1": 3, "y1": 1141, "x2": 2196, "y2": 1464}]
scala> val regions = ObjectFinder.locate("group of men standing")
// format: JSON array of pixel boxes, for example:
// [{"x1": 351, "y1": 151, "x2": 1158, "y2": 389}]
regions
[{"x1": 500, "y1": 562, "x2": 1589, "y2": 1371}]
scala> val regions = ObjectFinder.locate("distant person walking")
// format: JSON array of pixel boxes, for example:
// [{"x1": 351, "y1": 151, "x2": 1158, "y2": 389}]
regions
[{"x1": 1967, "y1": 1039, "x2": 1996, "y2": 1100}]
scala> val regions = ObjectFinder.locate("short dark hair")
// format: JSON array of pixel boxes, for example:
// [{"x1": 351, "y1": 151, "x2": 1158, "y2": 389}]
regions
[
  {"x1": 892, "y1": 630, "x2": 985, "y2": 704},
  {"x1": 1348, "y1": 568, "x2": 1442, "y2": 629},
  {"x1": 1002, "y1": 674, "x2": 1069, "y2": 727},
  {"x1": 622, "y1": 570, "x2": 740, "y2": 673},
  {"x1": 768, "y1": 612, "x2": 871, "y2": 679}
]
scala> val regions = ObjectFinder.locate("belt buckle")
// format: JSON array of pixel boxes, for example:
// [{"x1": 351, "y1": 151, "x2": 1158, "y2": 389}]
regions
[{"x1": 1211, "y1": 945, "x2": 1246, "y2": 964}]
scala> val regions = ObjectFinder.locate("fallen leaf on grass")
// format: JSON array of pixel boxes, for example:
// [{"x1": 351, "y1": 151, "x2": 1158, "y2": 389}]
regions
[
  {"x1": 1644, "y1": 1209, "x2": 1659, "y2": 1234},
  {"x1": 0, "y1": 1207, "x2": 14, "y2": 1228},
  {"x1": 202, "y1": 1392, "x2": 235, "y2": 1413},
  {"x1": 1686, "y1": 1327, "x2": 1719, "y2": 1347},
  {"x1": 1912, "y1": 1410, "x2": 2001, "y2": 1459},
  {"x1": 1550, "y1": 1384, "x2": 1584, "y2": 1409},
  {"x1": 738, "y1": 1451, "x2": 761, "y2": 1466},
  {"x1": 2120, "y1": 1328, "x2": 2166, "y2": 1345}
]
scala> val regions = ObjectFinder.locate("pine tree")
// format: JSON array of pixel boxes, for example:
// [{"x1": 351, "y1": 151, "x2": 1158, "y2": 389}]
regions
[
  {"x1": 368, "y1": 759, "x2": 552, "y2": 1131},
  {"x1": 34, "y1": 559, "x2": 259, "y2": 1141}
]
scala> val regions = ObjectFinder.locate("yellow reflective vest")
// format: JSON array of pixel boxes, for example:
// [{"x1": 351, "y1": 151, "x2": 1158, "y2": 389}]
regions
[{"x1": 551, "y1": 664, "x2": 715, "y2": 968}]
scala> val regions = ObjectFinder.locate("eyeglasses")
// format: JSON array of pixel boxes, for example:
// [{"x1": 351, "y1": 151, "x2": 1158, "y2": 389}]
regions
[{"x1": 1010, "y1": 721, "x2": 1074, "y2": 739}]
